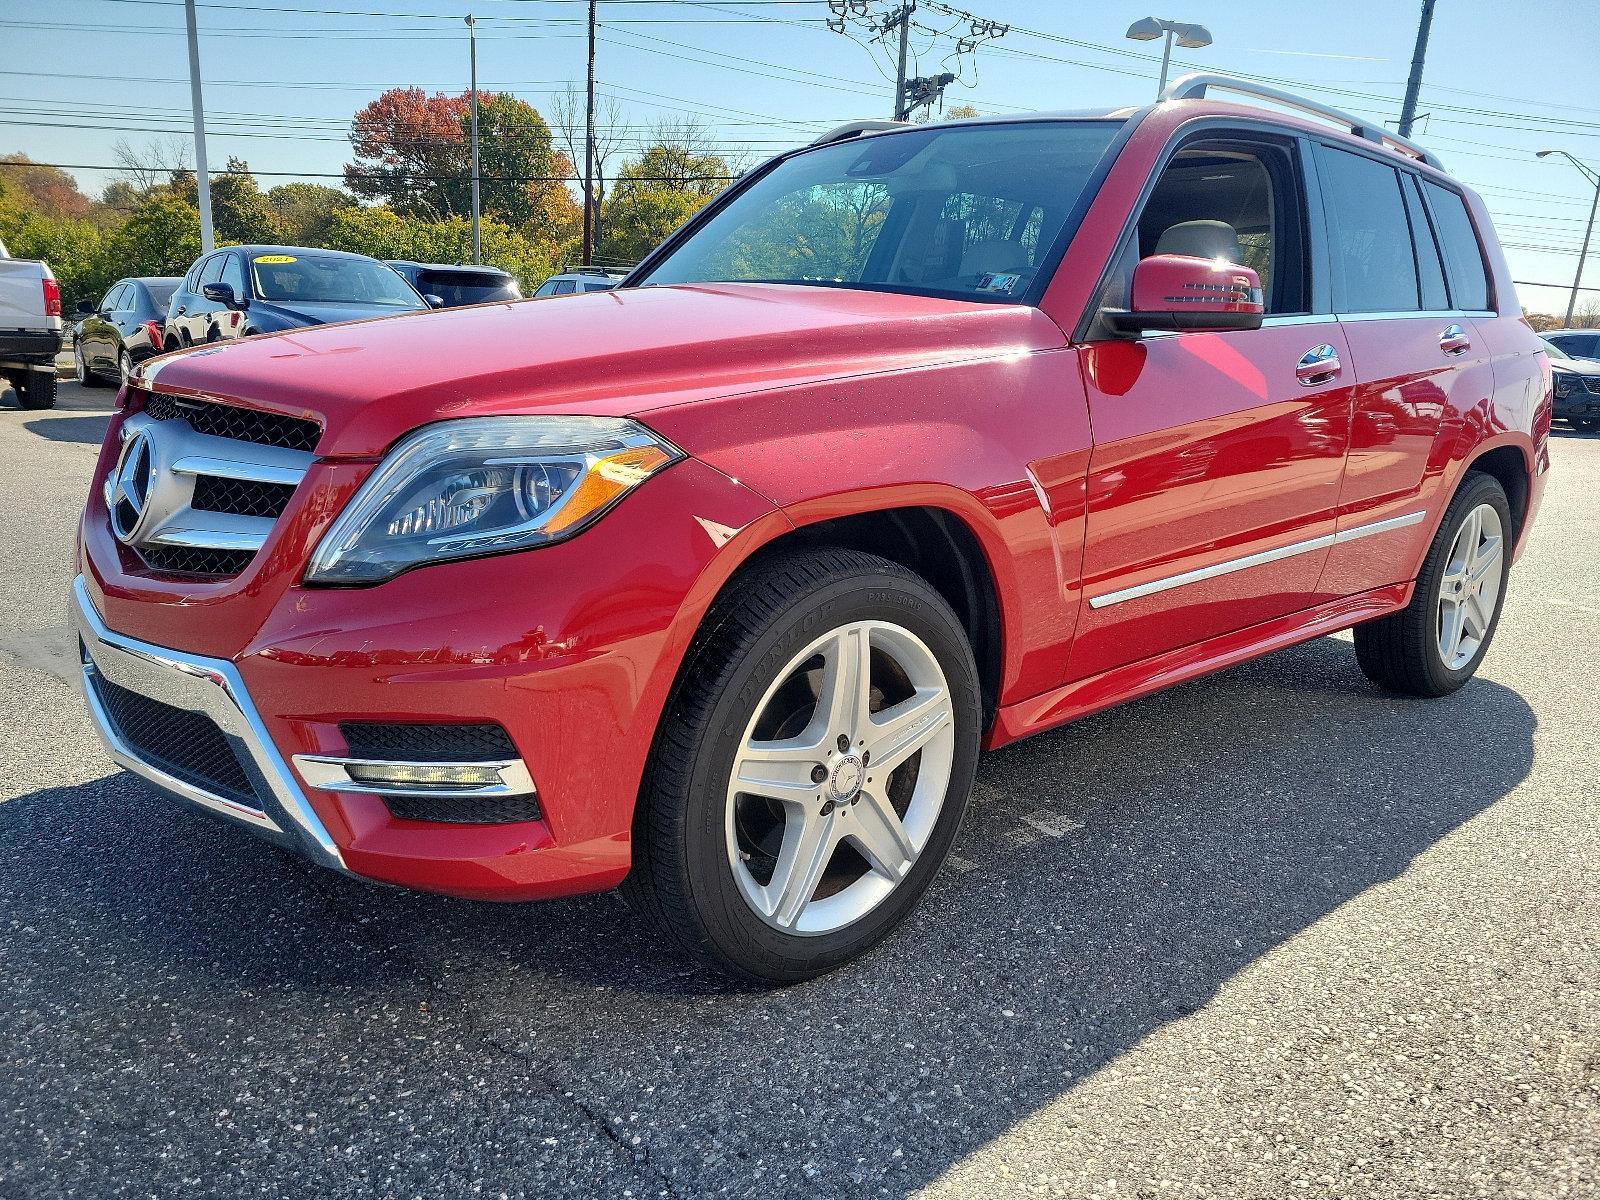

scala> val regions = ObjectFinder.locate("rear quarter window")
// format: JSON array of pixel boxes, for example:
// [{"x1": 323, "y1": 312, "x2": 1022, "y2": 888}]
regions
[{"x1": 1422, "y1": 180, "x2": 1491, "y2": 311}]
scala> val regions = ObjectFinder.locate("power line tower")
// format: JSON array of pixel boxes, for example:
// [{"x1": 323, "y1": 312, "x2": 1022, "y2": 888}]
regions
[{"x1": 827, "y1": 0, "x2": 1006, "y2": 122}]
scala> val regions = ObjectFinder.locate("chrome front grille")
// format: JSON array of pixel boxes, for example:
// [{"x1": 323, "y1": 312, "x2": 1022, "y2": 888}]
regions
[{"x1": 108, "y1": 404, "x2": 315, "y2": 579}]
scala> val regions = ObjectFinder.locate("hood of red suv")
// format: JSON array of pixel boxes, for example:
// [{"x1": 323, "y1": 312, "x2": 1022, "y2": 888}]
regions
[{"x1": 138, "y1": 283, "x2": 1067, "y2": 458}]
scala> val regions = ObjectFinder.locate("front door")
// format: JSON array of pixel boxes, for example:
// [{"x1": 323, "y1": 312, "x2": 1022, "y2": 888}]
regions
[{"x1": 1067, "y1": 132, "x2": 1354, "y2": 681}]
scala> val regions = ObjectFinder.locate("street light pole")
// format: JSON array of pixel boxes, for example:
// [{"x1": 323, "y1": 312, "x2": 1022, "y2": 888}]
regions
[
  {"x1": 1125, "y1": 17, "x2": 1213, "y2": 99},
  {"x1": 1397, "y1": 0, "x2": 1437, "y2": 139},
  {"x1": 1538, "y1": 149, "x2": 1600, "y2": 329},
  {"x1": 889, "y1": 1, "x2": 913, "y2": 121},
  {"x1": 466, "y1": 14, "x2": 481, "y2": 265},
  {"x1": 183, "y1": 0, "x2": 213, "y2": 253}
]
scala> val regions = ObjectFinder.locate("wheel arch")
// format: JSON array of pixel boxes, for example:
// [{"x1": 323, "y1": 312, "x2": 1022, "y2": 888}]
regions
[{"x1": 1461, "y1": 439, "x2": 1532, "y2": 541}]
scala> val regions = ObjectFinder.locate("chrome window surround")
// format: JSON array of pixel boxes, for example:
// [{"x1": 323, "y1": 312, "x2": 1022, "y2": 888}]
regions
[
  {"x1": 72, "y1": 574, "x2": 346, "y2": 872},
  {"x1": 293, "y1": 755, "x2": 537, "y2": 800},
  {"x1": 1087, "y1": 511, "x2": 1426, "y2": 610}
]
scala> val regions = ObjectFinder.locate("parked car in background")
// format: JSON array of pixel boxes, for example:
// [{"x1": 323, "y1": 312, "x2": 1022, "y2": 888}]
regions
[
  {"x1": 384, "y1": 260, "x2": 520, "y2": 307},
  {"x1": 77, "y1": 77, "x2": 1548, "y2": 983},
  {"x1": 0, "y1": 242, "x2": 63, "y2": 410},
  {"x1": 1539, "y1": 328, "x2": 1600, "y2": 361},
  {"x1": 163, "y1": 245, "x2": 430, "y2": 349},
  {"x1": 532, "y1": 266, "x2": 625, "y2": 297},
  {"x1": 1540, "y1": 335, "x2": 1600, "y2": 430},
  {"x1": 73, "y1": 277, "x2": 180, "y2": 388}
]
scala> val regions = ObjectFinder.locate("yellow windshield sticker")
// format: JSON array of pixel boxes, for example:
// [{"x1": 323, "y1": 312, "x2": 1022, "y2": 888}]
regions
[{"x1": 254, "y1": 254, "x2": 297, "y2": 264}]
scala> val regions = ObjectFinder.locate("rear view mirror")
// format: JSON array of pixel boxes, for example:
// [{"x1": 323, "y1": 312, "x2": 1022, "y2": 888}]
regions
[{"x1": 1107, "y1": 253, "x2": 1264, "y2": 335}]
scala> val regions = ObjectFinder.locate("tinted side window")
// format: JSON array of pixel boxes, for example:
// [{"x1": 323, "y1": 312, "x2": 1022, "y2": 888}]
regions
[
  {"x1": 99, "y1": 285, "x2": 123, "y2": 312},
  {"x1": 220, "y1": 253, "x2": 247, "y2": 296},
  {"x1": 1402, "y1": 176, "x2": 1448, "y2": 311},
  {"x1": 552, "y1": 280, "x2": 576, "y2": 295},
  {"x1": 1422, "y1": 181, "x2": 1491, "y2": 311},
  {"x1": 186, "y1": 257, "x2": 210, "y2": 289},
  {"x1": 1318, "y1": 146, "x2": 1418, "y2": 313},
  {"x1": 200, "y1": 255, "x2": 227, "y2": 286}
]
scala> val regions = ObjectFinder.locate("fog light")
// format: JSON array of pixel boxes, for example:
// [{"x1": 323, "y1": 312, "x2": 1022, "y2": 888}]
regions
[{"x1": 343, "y1": 761, "x2": 504, "y2": 790}]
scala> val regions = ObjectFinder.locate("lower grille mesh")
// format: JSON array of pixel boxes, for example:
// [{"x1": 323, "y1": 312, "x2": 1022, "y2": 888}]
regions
[
  {"x1": 339, "y1": 722, "x2": 517, "y2": 763},
  {"x1": 382, "y1": 794, "x2": 543, "y2": 824},
  {"x1": 139, "y1": 545, "x2": 256, "y2": 577},
  {"x1": 90, "y1": 669, "x2": 258, "y2": 806}
]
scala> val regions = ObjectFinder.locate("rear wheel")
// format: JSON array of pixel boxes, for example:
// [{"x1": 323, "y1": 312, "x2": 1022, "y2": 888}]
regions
[
  {"x1": 625, "y1": 548, "x2": 982, "y2": 984},
  {"x1": 1354, "y1": 472, "x2": 1512, "y2": 696},
  {"x1": 9, "y1": 368, "x2": 58, "y2": 410},
  {"x1": 74, "y1": 341, "x2": 108, "y2": 388}
]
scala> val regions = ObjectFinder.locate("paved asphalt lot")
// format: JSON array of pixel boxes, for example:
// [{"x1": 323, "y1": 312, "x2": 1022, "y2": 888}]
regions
[{"x1": 1, "y1": 381, "x2": 1596, "y2": 1199}]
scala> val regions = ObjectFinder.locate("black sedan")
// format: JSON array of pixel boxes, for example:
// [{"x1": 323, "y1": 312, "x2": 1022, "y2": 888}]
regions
[
  {"x1": 1542, "y1": 336, "x2": 1600, "y2": 431},
  {"x1": 163, "y1": 246, "x2": 431, "y2": 349},
  {"x1": 72, "y1": 276, "x2": 180, "y2": 388},
  {"x1": 385, "y1": 260, "x2": 521, "y2": 307}
]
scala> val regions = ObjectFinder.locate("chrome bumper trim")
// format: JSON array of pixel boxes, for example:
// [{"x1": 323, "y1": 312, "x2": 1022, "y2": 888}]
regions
[
  {"x1": 293, "y1": 754, "x2": 538, "y2": 800},
  {"x1": 71, "y1": 575, "x2": 347, "y2": 872}
]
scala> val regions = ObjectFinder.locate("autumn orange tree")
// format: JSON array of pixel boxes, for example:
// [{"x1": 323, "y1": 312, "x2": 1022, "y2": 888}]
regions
[{"x1": 344, "y1": 88, "x2": 577, "y2": 242}]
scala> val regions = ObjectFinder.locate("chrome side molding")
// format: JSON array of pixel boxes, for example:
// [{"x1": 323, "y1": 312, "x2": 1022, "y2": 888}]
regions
[{"x1": 1087, "y1": 511, "x2": 1426, "y2": 610}]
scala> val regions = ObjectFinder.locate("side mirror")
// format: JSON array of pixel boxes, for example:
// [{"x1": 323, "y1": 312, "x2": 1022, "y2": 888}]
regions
[
  {"x1": 1107, "y1": 254, "x2": 1264, "y2": 336},
  {"x1": 201, "y1": 281, "x2": 242, "y2": 310},
  {"x1": 76, "y1": 298, "x2": 96, "y2": 315},
  {"x1": 424, "y1": 294, "x2": 445, "y2": 309}
]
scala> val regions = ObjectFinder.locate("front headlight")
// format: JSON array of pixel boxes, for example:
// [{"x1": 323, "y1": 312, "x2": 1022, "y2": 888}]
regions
[{"x1": 305, "y1": 416, "x2": 682, "y2": 584}]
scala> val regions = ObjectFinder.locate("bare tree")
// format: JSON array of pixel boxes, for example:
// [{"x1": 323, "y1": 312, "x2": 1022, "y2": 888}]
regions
[
  {"x1": 551, "y1": 85, "x2": 627, "y2": 251},
  {"x1": 110, "y1": 136, "x2": 193, "y2": 192}
]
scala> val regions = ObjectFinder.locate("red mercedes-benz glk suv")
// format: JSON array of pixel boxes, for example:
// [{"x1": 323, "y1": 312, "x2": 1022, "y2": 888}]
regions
[{"x1": 75, "y1": 75, "x2": 1549, "y2": 982}]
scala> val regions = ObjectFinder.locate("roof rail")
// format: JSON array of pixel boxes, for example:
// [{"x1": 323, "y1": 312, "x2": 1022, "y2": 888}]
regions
[
  {"x1": 1161, "y1": 72, "x2": 1444, "y2": 170},
  {"x1": 809, "y1": 119, "x2": 911, "y2": 147}
]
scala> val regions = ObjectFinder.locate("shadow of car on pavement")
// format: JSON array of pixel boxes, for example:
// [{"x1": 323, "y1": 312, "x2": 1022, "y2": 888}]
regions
[{"x1": 1, "y1": 634, "x2": 1536, "y2": 1196}]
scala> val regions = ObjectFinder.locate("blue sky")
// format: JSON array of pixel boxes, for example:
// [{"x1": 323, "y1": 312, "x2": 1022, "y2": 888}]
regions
[{"x1": 6, "y1": 0, "x2": 1600, "y2": 313}]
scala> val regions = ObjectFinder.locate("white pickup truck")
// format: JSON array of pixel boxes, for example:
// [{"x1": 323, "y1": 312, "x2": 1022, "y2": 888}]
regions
[{"x1": 0, "y1": 237, "x2": 64, "y2": 410}]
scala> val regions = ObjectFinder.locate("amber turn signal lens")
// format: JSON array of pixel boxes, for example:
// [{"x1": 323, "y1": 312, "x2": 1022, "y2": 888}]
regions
[{"x1": 541, "y1": 444, "x2": 677, "y2": 535}]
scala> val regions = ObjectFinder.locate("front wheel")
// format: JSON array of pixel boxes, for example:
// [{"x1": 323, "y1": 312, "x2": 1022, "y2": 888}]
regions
[
  {"x1": 625, "y1": 548, "x2": 982, "y2": 984},
  {"x1": 1354, "y1": 472, "x2": 1512, "y2": 697},
  {"x1": 74, "y1": 342, "x2": 108, "y2": 388}
]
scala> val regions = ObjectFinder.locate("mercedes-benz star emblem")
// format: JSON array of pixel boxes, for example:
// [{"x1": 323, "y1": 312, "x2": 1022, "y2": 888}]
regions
[{"x1": 105, "y1": 427, "x2": 155, "y2": 544}]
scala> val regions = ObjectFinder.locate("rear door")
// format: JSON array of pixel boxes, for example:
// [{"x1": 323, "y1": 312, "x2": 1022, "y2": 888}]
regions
[
  {"x1": 1312, "y1": 144, "x2": 1495, "y2": 596},
  {"x1": 1069, "y1": 131, "x2": 1355, "y2": 681}
]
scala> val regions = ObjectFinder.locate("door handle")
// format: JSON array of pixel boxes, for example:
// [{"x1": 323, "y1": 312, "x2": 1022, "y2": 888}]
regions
[
  {"x1": 175, "y1": 306, "x2": 186, "y2": 315},
  {"x1": 1440, "y1": 323, "x2": 1471, "y2": 356},
  {"x1": 1295, "y1": 344, "x2": 1342, "y2": 386}
]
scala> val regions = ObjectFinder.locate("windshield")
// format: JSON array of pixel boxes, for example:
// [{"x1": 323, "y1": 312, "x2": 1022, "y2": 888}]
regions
[
  {"x1": 637, "y1": 121, "x2": 1121, "y2": 303},
  {"x1": 1541, "y1": 337, "x2": 1573, "y2": 361},
  {"x1": 251, "y1": 254, "x2": 425, "y2": 308}
]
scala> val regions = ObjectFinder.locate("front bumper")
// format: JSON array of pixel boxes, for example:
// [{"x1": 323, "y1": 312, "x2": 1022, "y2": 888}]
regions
[{"x1": 72, "y1": 573, "x2": 347, "y2": 873}]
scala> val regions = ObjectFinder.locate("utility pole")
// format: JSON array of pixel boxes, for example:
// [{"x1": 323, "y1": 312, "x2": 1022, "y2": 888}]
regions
[
  {"x1": 581, "y1": 0, "x2": 597, "y2": 266},
  {"x1": 466, "y1": 14, "x2": 481, "y2": 264},
  {"x1": 1398, "y1": 0, "x2": 1437, "y2": 139},
  {"x1": 889, "y1": 1, "x2": 912, "y2": 121},
  {"x1": 183, "y1": 0, "x2": 213, "y2": 253}
]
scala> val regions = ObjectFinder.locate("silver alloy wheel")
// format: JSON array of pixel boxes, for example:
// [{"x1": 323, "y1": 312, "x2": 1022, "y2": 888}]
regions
[
  {"x1": 119, "y1": 349, "x2": 132, "y2": 386},
  {"x1": 725, "y1": 619, "x2": 956, "y2": 935},
  {"x1": 74, "y1": 341, "x2": 87, "y2": 384},
  {"x1": 1437, "y1": 502, "x2": 1505, "y2": 671}
]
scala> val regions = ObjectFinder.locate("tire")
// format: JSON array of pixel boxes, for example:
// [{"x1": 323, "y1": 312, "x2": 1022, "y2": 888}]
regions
[
  {"x1": 1354, "y1": 471, "x2": 1513, "y2": 697},
  {"x1": 13, "y1": 369, "x2": 58, "y2": 410},
  {"x1": 624, "y1": 547, "x2": 983, "y2": 984},
  {"x1": 118, "y1": 349, "x2": 133, "y2": 388},
  {"x1": 74, "y1": 342, "x2": 108, "y2": 388}
]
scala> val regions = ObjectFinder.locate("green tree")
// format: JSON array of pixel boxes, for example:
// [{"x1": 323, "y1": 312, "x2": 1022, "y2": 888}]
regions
[
  {"x1": 266, "y1": 182, "x2": 353, "y2": 245},
  {"x1": 101, "y1": 192, "x2": 202, "y2": 279},
  {"x1": 599, "y1": 188, "x2": 703, "y2": 264},
  {"x1": 322, "y1": 206, "x2": 557, "y2": 294},
  {"x1": 210, "y1": 158, "x2": 279, "y2": 244}
]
